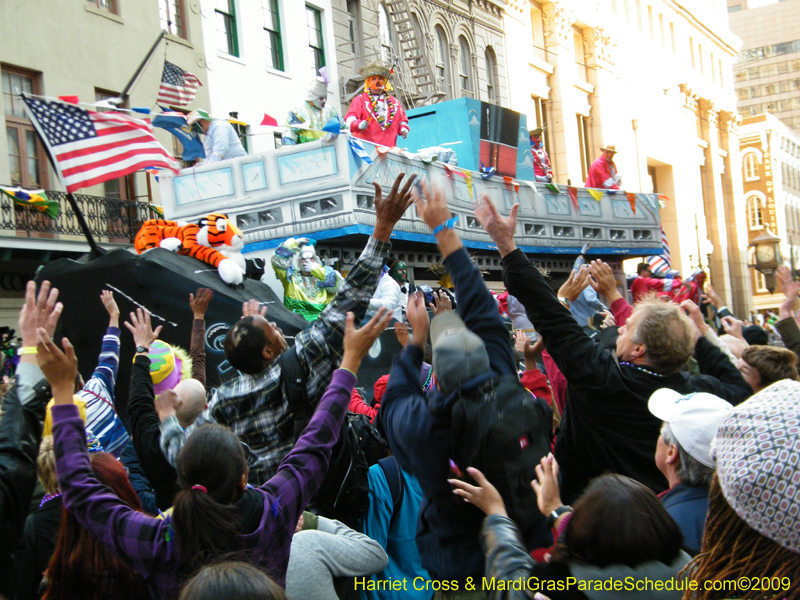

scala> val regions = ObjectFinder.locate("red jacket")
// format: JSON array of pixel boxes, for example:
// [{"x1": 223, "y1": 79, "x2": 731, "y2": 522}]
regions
[{"x1": 585, "y1": 156, "x2": 620, "y2": 190}]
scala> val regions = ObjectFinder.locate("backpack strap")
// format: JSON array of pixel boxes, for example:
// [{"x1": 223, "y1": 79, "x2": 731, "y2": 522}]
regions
[
  {"x1": 377, "y1": 456, "x2": 405, "y2": 520},
  {"x1": 279, "y1": 349, "x2": 312, "y2": 438}
]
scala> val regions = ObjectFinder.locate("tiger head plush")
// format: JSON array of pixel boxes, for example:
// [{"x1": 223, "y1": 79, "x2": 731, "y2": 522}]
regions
[{"x1": 196, "y1": 213, "x2": 246, "y2": 274}]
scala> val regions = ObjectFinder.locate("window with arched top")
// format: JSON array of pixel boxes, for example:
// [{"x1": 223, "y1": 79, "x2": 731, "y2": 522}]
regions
[
  {"x1": 743, "y1": 152, "x2": 760, "y2": 181},
  {"x1": 485, "y1": 46, "x2": 497, "y2": 102},
  {"x1": 747, "y1": 193, "x2": 765, "y2": 230},
  {"x1": 378, "y1": 3, "x2": 394, "y2": 62},
  {"x1": 458, "y1": 36, "x2": 472, "y2": 96},
  {"x1": 434, "y1": 26, "x2": 451, "y2": 99}
]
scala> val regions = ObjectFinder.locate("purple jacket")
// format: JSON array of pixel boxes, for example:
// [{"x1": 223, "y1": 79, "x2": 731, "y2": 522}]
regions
[{"x1": 52, "y1": 368, "x2": 357, "y2": 597}]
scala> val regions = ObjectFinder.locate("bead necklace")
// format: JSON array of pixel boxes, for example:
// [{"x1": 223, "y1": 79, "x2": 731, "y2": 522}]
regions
[
  {"x1": 366, "y1": 90, "x2": 396, "y2": 130},
  {"x1": 619, "y1": 361, "x2": 666, "y2": 378},
  {"x1": 40, "y1": 492, "x2": 62, "y2": 508}
]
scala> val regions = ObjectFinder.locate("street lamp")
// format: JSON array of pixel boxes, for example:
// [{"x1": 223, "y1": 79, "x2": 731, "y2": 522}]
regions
[{"x1": 750, "y1": 229, "x2": 782, "y2": 294}]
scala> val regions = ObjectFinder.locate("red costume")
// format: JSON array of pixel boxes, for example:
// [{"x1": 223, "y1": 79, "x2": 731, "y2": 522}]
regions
[
  {"x1": 346, "y1": 91, "x2": 408, "y2": 147},
  {"x1": 585, "y1": 155, "x2": 621, "y2": 190},
  {"x1": 630, "y1": 274, "x2": 682, "y2": 304}
]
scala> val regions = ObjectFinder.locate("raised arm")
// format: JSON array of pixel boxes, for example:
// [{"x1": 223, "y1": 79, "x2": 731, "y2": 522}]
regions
[{"x1": 188, "y1": 288, "x2": 213, "y2": 387}]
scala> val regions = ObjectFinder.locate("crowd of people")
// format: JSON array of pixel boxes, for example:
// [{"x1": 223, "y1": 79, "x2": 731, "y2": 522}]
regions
[{"x1": 0, "y1": 172, "x2": 798, "y2": 600}]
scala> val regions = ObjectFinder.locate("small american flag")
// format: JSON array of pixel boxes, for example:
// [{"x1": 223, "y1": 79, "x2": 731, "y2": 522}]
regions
[
  {"x1": 157, "y1": 61, "x2": 201, "y2": 106},
  {"x1": 647, "y1": 226, "x2": 672, "y2": 274},
  {"x1": 22, "y1": 95, "x2": 179, "y2": 193}
]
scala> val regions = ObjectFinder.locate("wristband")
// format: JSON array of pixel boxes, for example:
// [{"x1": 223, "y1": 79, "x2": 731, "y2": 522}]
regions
[
  {"x1": 432, "y1": 215, "x2": 459, "y2": 235},
  {"x1": 18, "y1": 346, "x2": 37, "y2": 355},
  {"x1": 547, "y1": 505, "x2": 574, "y2": 526}
]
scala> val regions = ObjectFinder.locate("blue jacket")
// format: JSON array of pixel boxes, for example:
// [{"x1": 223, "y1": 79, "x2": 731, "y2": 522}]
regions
[
  {"x1": 380, "y1": 247, "x2": 518, "y2": 581},
  {"x1": 661, "y1": 484, "x2": 709, "y2": 554}
]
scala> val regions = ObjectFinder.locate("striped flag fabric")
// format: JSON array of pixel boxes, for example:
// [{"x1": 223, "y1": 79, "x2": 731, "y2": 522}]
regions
[
  {"x1": 22, "y1": 94, "x2": 179, "y2": 193},
  {"x1": 647, "y1": 226, "x2": 672, "y2": 274},
  {"x1": 157, "y1": 61, "x2": 201, "y2": 106}
]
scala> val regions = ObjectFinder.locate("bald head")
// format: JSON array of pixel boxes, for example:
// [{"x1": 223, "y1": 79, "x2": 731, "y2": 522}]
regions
[{"x1": 174, "y1": 378, "x2": 207, "y2": 428}]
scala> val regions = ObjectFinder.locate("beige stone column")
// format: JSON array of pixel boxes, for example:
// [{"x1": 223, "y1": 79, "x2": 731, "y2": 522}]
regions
[
  {"x1": 718, "y1": 111, "x2": 754, "y2": 316},
  {"x1": 541, "y1": 1, "x2": 583, "y2": 185}
]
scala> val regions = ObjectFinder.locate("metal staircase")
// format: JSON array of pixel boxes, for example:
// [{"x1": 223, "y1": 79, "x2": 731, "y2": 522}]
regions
[{"x1": 382, "y1": 0, "x2": 443, "y2": 105}]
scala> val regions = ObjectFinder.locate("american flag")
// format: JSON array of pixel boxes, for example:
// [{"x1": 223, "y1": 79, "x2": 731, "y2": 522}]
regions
[
  {"x1": 22, "y1": 95, "x2": 179, "y2": 193},
  {"x1": 647, "y1": 226, "x2": 672, "y2": 274},
  {"x1": 157, "y1": 61, "x2": 201, "y2": 106}
]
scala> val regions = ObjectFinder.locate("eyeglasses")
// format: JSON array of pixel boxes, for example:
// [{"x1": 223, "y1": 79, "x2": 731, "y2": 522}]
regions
[{"x1": 241, "y1": 442, "x2": 258, "y2": 469}]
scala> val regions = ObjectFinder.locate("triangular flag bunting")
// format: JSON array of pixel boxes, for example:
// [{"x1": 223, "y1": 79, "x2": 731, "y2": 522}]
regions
[
  {"x1": 568, "y1": 186, "x2": 579, "y2": 212},
  {"x1": 322, "y1": 117, "x2": 342, "y2": 134},
  {"x1": 588, "y1": 188, "x2": 604, "y2": 202},
  {"x1": 626, "y1": 192, "x2": 637, "y2": 215},
  {"x1": 463, "y1": 170, "x2": 473, "y2": 199},
  {"x1": 657, "y1": 193, "x2": 670, "y2": 209},
  {"x1": 261, "y1": 113, "x2": 278, "y2": 127},
  {"x1": 545, "y1": 182, "x2": 560, "y2": 194},
  {"x1": 347, "y1": 137, "x2": 373, "y2": 165}
]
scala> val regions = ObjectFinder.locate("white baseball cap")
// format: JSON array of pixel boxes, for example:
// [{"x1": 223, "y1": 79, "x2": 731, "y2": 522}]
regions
[{"x1": 648, "y1": 389, "x2": 734, "y2": 468}]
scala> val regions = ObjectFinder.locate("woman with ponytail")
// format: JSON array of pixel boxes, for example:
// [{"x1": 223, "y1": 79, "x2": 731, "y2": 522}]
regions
[{"x1": 40, "y1": 306, "x2": 392, "y2": 599}]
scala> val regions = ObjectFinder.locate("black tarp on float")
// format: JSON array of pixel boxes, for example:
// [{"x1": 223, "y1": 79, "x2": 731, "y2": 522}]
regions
[{"x1": 37, "y1": 248, "x2": 402, "y2": 431}]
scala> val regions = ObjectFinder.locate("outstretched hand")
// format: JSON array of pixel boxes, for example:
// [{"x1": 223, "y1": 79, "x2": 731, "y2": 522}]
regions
[
  {"x1": 36, "y1": 330, "x2": 78, "y2": 403},
  {"x1": 242, "y1": 299, "x2": 267, "y2": 318},
  {"x1": 406, "y1": 291, "x2": 430, "y2": 349},
  {"x1": 588, "y1": 259, "x2": 622, "y2": 303},
  {"x1": 19, "y1": 280, "x2": 62, "y2": 353},
  {"x1": 429, "y1": 289, "x2": 452, "y2": 316},
  {"x1": 341, "y1": 308, "x2": 393, "y2": 374},
  {"x1": 474, "y1": 194, "x2": 518, "y2": 258},
  {"x1": 373, "y1": 173, "x2": 417, "y2": 242},
  {"x1": 531, "y1": 454, "x2": 564, "y2": 517},
  {"x1": 721, "y1": 315, "x2": 746, "y2": 343},
  {"x1": 557, "y1": 267, "x2": 590, "y2": 303},
  {"x1": 680, "y1": 299, "x2": 709, "y2": 336},
  {"x1": 124, "y1": 308, "x2": 162, "y2": 350},
  {"x1": 190, "y1": 288, "x2": 214, "y2": 320},
  {"x1": 412, "y1": 179, "x2": 452, "y2": 231},
  {"x1": 449, "y1": 466, "x2": 508, "y2": 517},
  {"x1": 100, "y1": 290, "x2": 120, "y2": 327}
]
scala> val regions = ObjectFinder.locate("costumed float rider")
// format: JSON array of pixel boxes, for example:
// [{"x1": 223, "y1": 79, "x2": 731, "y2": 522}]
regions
[
  {"x1": 585, "y1": 143, "x2": 622, "y2": 191},
  {"x1": 368, "y1": 258, "x2": 414, "y2": 323},
  {"x1": 529, "y1": 127, "x2": 553, "y2": 183},
  {"x1": 188, "y1": 109, "x2": 247, "y2": 164},
  {"x1": 272, "y1": 237, "x2": 344, "y2": 321},
  {"x1": 282, "y1": 68, "x2": 345, "y2": 145},
  {"x1": 346, "y1": 60, "x2": 409, "y2": 147}
]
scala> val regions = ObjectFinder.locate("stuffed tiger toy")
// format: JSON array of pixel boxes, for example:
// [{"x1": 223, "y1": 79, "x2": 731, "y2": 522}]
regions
[{"x1": 134, "y1": 213, "x2": 245, "y2": 285}]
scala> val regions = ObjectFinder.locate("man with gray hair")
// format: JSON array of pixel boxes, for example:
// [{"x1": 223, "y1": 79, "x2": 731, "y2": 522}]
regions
[{"x1": 648, "y1": 389, "x2": 734, "y2": 553}]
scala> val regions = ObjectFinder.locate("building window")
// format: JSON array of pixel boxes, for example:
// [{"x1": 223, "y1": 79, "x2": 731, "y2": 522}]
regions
[
  {"x1": 215, "y1": 0, "x2": 239, "y2": 56},
  {"x1": 532, "y1": 95, "x2": 551, "y2": 173},
  {"x1": 434, "y1": 26, "x2": 451, "y2": 99},
  {"x1": 659, "y1": 13, "x2": 665, "y2": 48},
  {"x1": 755, "y1": 270, "x2": 768, "y2": 292},
  {"x1": 458, "y1": 36, "x2": 472, "y2": 96},
  {"x1": 263, "y1": 0, "x2": 284, "y2": 70},
  {"x1": 670, "y1": 22, "x2": 675, "y2": 54},
  {"x1": 530, "y1": 4, "x2": 546, "y2": 60},
  {"x1": 2, "y1": 67, "x2": 48, "y2": 189},
  {"x1": 159, "y1": 0, "x2": 187, "y2": 39},
  {"x1": 743, "y1": 153, "x2": 760, "y2": 181},
  {"x1": 577, "y1": 114, "x2": 592, "y2": 182},
  {"x1": 485, "y1": 46, "x2": 498, "y2": 102},
  {"x1": 346, "y1": 0, "x2": 362, "y2": 58},
  {"x1": 95, "y1": 89, "x2": 134, "y2": 200},
  {"x1": 573, "y1": 26, "x2": 587, "y2": 81},
  {"x1": 689, "y1": 37, "x2": 695, "y2": 68},
  {"x1": 647, "y1": 5, "x2": 653, "y2": 39},
  {"x1": 747, "y1": 194, "x2": 765, "y2": 229},
  {"x1": 307, "y1": 5, "x2": 325, "y2": 78},
  {"x1": 378, "y1": 3, "x2": 394, "y2": 62},
  {"x1": 86, "y1": 0, "x2": 118, "y2": 14}
]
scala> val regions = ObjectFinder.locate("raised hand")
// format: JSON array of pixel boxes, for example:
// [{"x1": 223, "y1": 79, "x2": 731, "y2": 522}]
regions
[
  {"x1": 100, "y1": 290, "x2": 120, "y2": 327},
  {"x1": 680, "y1": 299, "x2": 709, "y2": 336},
  {"x1": 124, "y1": 308, "x2": 162, "y2": 351},
  {"x1": 449, "y1": 466, "x2": 508, "y2": 517},
  {"x1": 721, "y1": 315, "x2": 746, "y2": 342},
  {"x1": 406, "y1": 291, "x2": 430, "y2": 349},
  {"x1": 531, "y1": 454, "x2": 564, "y2": 518},
  {"x1": 474, "y1": 194, "x2": 518, "y2": 258},
  {"x1": 394, "y1": 321, "x2": 410, "y2": 348},
  {"x1": 372, "y1": 173, "x2": 417, "y2": 242},
  {"x1": 557, "y1": 266, "x2": 590, "y2": 303},
  {"x1": 341, "y1": 308, "x2": 393, "y2": 374},
  {"x1": 429, "y1": 289, "x2": 452, "y2": 316},
  {"x1": 19, "y1": 280, "x2": 62, "y2": 352},
  {"x1": 190, "y1": 288, "x2": 214, "y2": 320},
  {"x1": 412, "y1": 179, "x2": 452, "y2": 232},
  {"x1": 588, "y1": 259, "x2": 622, "y2": 303},
  {"x1": 36, "y1": 330, "x2": 77, "y2": 402},
  {"x1": 242, "y1": 299, "x2": 267, "y2": 318}
]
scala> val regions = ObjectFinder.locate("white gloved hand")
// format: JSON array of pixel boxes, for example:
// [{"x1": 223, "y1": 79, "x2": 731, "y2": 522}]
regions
[
  {"x1": 358, "y1": 120, "x2": 368, "y2": 130},
  {"x1": 400, "y1": 128, "x2": 409, "y2": 139}
]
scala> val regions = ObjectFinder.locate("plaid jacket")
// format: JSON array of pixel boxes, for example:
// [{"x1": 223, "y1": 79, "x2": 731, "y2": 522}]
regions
[
  {"x1": 52, "y1": 369, "x2": 357, "y2": 595},
  {"x1": 161, "y1": 237, "x2": 390, "y2": 483}
]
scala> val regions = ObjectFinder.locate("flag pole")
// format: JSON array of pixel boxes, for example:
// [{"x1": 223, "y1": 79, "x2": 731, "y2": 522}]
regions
[
  {"x1": 65, "y1": 193, "x2": 105, "y2": 258},
  {"x1": 121, "y1": 30, "x2": 167, "y2": 103}
]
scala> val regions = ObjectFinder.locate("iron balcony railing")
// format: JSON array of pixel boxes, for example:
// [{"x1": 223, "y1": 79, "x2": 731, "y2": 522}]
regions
[{"x1": 0, "y1": 188, "x2": 156, "y2": 244}]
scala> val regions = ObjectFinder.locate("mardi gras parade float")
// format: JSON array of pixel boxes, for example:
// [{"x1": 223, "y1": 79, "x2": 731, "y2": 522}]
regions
[{"x1": 34, "y1": 92, "x2": 663, "y2": 415}]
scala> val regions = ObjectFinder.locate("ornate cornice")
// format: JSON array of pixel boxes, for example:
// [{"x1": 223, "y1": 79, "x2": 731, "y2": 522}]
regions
[
  {"x1": 542, "y1": 1, "x2": 575, "y2": 46},
  {"x1": 583, "y1": 27, "x2": 614, "y2": 69}
]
